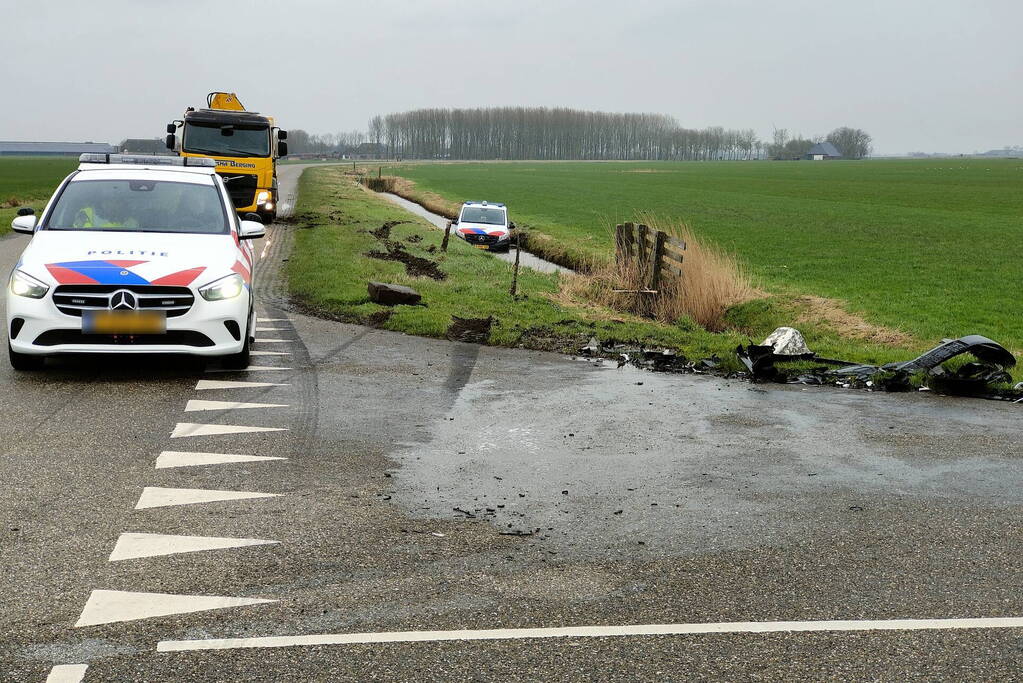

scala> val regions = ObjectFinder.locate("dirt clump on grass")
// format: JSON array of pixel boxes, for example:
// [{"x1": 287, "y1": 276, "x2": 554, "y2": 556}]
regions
[
  {"x1": 370, "y1": 220, "x2": 410, "y2": 240},
  {"x1": 447, "y1": 316, "x2": 494, "y2": 344},
  {"x1": 366, "y1": 241, "x2": 446, "y2": 280},
  {"x1": 792, "y1": 295, "x2": 914, "y2": 346}
]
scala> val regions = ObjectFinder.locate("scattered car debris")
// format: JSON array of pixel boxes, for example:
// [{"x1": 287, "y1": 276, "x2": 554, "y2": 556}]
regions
[
  {"x1": 367, "y1": 281, "x2": 422, "y2": 306},
  {"x1": 578, "y1": 331, "x2": 1021, "y2": 403}
]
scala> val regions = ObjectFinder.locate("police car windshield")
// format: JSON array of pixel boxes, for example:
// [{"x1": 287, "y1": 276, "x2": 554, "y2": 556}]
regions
[
  {"x1": 183, "y1": 122, "x2": 270, "y2": 157},
  {"x1": 460, "y1": 207, "x2": 506, "y2": 226},
  {"x1": 44, "y1": 179, "x2": 229, "y2": 234}
]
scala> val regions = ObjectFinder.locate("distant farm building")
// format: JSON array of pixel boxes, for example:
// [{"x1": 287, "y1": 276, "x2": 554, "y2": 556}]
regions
[
  {"x1": 119, "y1": 138, "x2": 166, "y2": 155},
  {"x1": 0, "y1": 141, "x2": 117, "y2": 157},
  {"x1": 806, "y1": 142, "x2": 842, "y2": 160}
]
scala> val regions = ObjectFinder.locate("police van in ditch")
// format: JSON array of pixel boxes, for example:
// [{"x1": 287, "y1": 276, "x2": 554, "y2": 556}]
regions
[
  {"x1": 451, "y1": 200, "x2": 515, "y2": 251},
  {"x1": 6, "y1": 154, "x2": 264, "y2": 370}
]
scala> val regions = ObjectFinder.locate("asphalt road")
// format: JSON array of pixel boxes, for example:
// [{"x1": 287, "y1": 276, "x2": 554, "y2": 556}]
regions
[{"x1": 3, "y1": 165, "x2": 1023, "y2": 681}]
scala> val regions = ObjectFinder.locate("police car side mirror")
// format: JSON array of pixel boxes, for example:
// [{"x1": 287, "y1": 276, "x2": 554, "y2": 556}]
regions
[
  {"x1": 165, "y1": 134, "x2": 176, "y2": 150},
  {"x1": 238, "y1": 219, "x2": 266, "y2": 240},
  {"x1": 11, "y1": 215, "x2": 36, "y2": 234}
]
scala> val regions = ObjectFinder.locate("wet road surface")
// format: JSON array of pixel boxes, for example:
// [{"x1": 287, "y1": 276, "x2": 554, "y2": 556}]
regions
[{"x1": 3, "y1": 164, "x2": 1023, "y2": 680}]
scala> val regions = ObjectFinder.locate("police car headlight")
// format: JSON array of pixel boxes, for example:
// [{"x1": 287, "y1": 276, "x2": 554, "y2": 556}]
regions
[
  {"x1": 199, "y1": 273, "x2": 244, "y2": 301},
  {"x1": 9, "y1": 269, "x2": 49, "y2": 299}
]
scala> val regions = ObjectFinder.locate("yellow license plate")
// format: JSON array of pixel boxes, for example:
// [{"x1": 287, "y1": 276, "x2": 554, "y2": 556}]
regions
[
  {"x1": 83, "y1": 310, "x2": 166, "y2": 334},
  {"x1": 473, "y1": 244, "x2": 489, "y2": 250}
]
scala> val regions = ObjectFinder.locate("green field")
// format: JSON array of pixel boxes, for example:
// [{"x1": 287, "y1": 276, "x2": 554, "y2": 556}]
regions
[
  {"x1": 389, "y1": 160, "x2": 1023, "y2": 354},
  {"x1": 0, "y1": 157, "x2": 77, "y2": 234}
]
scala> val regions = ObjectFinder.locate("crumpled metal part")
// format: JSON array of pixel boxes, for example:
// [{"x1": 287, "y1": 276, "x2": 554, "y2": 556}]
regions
[{"x1": 737, "y1": 333, "x2": 1019, "y2": 400}]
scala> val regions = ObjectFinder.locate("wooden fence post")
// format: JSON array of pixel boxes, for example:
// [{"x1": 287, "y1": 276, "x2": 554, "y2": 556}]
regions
[
  {"x1": 622, "y1": 222, "x2": 635, "y2": 261},
  {"x1": 442, "y1": 221, "x2": 452, "y2": 252},
  {"x1": 636, "y1": 224, "x2": 649, "y2": 265},
  {"x1": 510, "y1": 234, "x2": 521, "y2": 296},
  {"x1": 649, "y1": 230, "x2": 666, "y2": 291},
  {"x1": 614, "y1": 224, "x2": 625, "y2": 264}
]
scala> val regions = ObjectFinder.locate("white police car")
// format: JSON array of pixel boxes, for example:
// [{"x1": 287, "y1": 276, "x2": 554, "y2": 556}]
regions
[
  {"x1": 452, "y1": 201, "x2": 514, "y2": 251},
  {"x1": 6, "y1": 154, "x2": 264, "y2": 370}
]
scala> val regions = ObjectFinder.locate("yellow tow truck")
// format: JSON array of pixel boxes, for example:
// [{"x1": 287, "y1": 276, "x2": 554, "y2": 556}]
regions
[{"x1": 166, "y1": 92, "x2": 287, "y2": 223}]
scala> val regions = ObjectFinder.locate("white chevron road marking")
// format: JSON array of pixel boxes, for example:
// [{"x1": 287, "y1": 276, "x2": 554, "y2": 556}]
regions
[
  {"x1": 46, "y1": 665, "x2": 88, "y2": 683},
  {"x1": 75, "y1": 589, "x2": 275, "y2": 627},
  {"x1": 206, "y1": 366, "x2": 292, "y2": 373},
  {"x1": 196, "y1": 379, "x2": 289, "y2": 390},
  {"x1": 155, "y1": 451, "x2": 287, "y2": 469},
  {"x1": 185, "y1": 400, "x2": 289, "y2": 412},
  {"x1": 171, "y1": 423, "x2": 287, "y2": 438},
  {"x1": 109, "y1": 532, "x2": 278, "y2": 561},
  {"x1": 135, "y1": 486, "x2": 281, "y2": 509}
]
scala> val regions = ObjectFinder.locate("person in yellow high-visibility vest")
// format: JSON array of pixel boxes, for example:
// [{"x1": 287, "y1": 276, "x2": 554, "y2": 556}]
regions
[{"x1": 73, "y1": 197, "x2": 139, "y2": 229}]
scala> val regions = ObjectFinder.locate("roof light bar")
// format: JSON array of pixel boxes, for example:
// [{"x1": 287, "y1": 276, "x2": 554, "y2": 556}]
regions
[{"x1": 78, "y1": 154, "x2": 217, "y2": 168}]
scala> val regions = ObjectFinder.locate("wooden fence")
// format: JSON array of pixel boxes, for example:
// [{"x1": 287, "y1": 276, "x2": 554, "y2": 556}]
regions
[{"x1": 614, "y1": 223, "x2": 685, "y2": 292}]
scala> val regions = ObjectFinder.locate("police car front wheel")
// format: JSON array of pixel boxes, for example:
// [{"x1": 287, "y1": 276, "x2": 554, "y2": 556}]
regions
[{"x1": 9, "y1": 343, "x2": 43, "y2": 371}]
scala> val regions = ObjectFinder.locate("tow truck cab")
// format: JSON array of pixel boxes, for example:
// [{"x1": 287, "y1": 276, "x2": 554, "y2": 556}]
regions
[{"x1": 166, "y1": 93, "x2": 287, "y2": 224}]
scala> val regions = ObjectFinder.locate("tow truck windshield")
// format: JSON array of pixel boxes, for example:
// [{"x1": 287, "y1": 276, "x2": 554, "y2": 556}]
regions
[
  {"x1": 183, "y1": 122, "x2": 270, "y2": 157},
  {"x1": 460, "y1": 207, "x2": 507, "y2": 226},
  {"x1": 44, "y1": 179, "x2": 229, "y2": 234}
]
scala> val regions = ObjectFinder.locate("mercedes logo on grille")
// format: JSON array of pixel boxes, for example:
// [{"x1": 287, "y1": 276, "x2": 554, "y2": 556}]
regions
[{"x1": 110, "y1": 290, "x2": 138, "y2": 311}]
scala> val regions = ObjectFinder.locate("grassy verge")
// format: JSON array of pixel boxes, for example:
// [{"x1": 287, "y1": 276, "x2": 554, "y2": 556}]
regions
[
  {"x1": 0, "y1": 157, "x2": 78, "y2": 235},
  {"x1": 287, "y1": 167, "x2": 962, "y2": 374}
]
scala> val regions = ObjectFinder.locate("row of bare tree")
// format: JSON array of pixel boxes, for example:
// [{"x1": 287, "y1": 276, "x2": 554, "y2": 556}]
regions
[
  {"x1": 286, "y1": 107, "x2": 872, "y2": 161},
  {"x1": 370, "y1": 107, "x2": 765, "y2": 161}
]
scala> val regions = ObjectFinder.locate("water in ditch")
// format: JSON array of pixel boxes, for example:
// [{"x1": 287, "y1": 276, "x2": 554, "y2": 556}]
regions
[{"x1": 378, "y1": 192, "x2": 569, "y2": 275}]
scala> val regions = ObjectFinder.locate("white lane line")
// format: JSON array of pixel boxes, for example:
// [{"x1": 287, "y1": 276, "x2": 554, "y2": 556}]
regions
[
  {"x1": 258, "y1": 318, "x2": 289, "y2": 322},
  {"x1": 196, "y1": 379, "x2": 290, "y2": 390},
  {"x1": 156, "y1": 451, "x2": 287, "y2": 469},
  {"x1": 157, "y1": 616, "x2": 1023, "y2": 652},
  {"x1": 206, "y1": 365, "x2": 293, "y2": 373},
  {"x1": 109, "y1": 532, "x2": 278, "y2": 561},
  {"x1": 253, "y1": 339, "x2": 294, "y2": 343},
  {"x1": 135, "y1": 486, "x2": 281, "y2": 509},
  {"x1": 46, "y1": 664, "x2": 88, "y2": 683},
  {"x1": 256, "y1": 327, "x2": 287, "y2": 332},
  {"x1": 250, "y1": 351, "x2": 291, "y2": 356},
  {"x1": 185, "y1": 400, "x2": 289, "y2": 412},
  {"x1": 75, "y1": 589, "x2": 276, "y2": 628},
  {"x1": 171, "y1": 423, "x2": 287, "y2": 438}
]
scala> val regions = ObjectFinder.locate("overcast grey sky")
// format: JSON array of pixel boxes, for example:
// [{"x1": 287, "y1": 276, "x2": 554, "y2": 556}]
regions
[{"x1": 3, "y1": 0, "x2": 1020, "y2": 154}]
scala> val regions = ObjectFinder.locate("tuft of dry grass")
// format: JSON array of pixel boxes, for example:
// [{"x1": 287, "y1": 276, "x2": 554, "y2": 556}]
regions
[
  {"x1": 791, "y1": 295, "x2": 914, "y2": 346},
  {"x1": 2, "y1": 197, "x2": 21, "y2": 209},
  {"x1": 560, "y1": 215, "x2": 759, "y2": 331}
]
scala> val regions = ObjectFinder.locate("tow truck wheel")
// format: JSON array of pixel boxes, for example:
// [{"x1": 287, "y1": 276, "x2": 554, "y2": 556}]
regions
[
  {"x1": 9, "y1": 343, "x2": 43, "y2": 371},
  {"x1": 259, "y1": 210, "x2": 276, "y2": 225}
]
